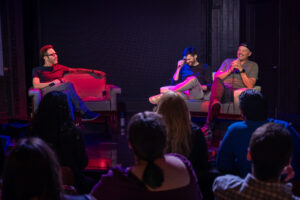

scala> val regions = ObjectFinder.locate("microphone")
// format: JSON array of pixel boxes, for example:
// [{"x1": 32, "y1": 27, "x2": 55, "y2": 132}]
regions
[{"x1": 232, "y1": 68, "x2": 240, "y2": 74}]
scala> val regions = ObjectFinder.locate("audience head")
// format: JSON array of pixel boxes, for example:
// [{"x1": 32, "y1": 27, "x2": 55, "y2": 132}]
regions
[
  {"x1": 156, "y1": 91, "x2": 192, "y2": 157},
  {"x1": 239, "y1": 89, "x2": 268, "y2": 121},
  {"x1": 2, "y1": 137, "x2": 62, "y2": 200},
  {"x1": 182, "y1": 47, "x2": 198, "y2": 66},
  {"x1": 31, "y1": 91, "x2": 73, "y2": 137},
  {"x1": 128, "y1": 111, "x2": 166, "y2": 188},
  {"x1": 249, "y1": 123, "x2": 293, "y2": 181}
]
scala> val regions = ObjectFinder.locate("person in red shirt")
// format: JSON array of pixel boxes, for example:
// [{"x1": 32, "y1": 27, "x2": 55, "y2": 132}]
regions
[{"x1": 32, "y1": 44, "x2": 101, "y2": 121}]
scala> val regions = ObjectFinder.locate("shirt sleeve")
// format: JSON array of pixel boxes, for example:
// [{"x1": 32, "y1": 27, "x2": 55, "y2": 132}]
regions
[
  {"x1": 246, "y1": 62, "x2": 259, "y2": 80},
  {"x1": 217, "y1": 59, "x2": 231, "y2": 73},
  {"x1": 90, "y1": 170, "x2": 114, "y2": 200},
  {"x1": 59, "y1": 64, "x2": 71, "y2": 73},
  {"x1": 171, "y1": 64, "x2": 193, "y2": 85},
  {"x1": 180, "y1": 64, "x2": 194, "y2": 81},
  {"x1": 32, "y1": 68, "x2": 39, "y2": 78},
  {"x1": 216, "y1": 125, "x2": 237, "y2": 173}
]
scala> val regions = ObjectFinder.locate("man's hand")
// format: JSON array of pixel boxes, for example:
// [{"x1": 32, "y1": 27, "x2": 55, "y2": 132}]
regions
[
  {"x1": 173, "y1": 60, "x2": 185, "y2": 81},
  {"x1": 231, "y1": 59, "x2": 243, "y2": 72},
  {"x1": 201, "y1": 85, "x2": 207, "y2": 91},
  {"x1": 52, "y1": 79, "x2": 62, "y2": 85},
  {"x1": 177, "y1": 59, "x2": 185, "y2": 69}
]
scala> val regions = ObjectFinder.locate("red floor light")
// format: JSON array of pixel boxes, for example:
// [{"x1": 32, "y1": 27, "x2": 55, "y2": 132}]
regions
[{"x1": 86, "y1": 158, "x2": 111, "y2": 170}]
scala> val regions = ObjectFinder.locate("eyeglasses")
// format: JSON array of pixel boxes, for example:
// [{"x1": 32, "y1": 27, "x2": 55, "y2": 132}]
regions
[{"x1": 46, "y1": 53, "x2": 57, "y2": 57}]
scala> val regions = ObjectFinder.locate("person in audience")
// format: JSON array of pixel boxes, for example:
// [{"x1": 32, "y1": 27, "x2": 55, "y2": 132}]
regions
[
  {"x1": 91, "y1": 111, "x2": 203, "y2": 200},
  {"x1": 213, "y1": 122, "x2": 299, "y2": 199},
  {"x1": 1, "y1": 137, "x2": 94, "y2": 200},
  {"x1": 216, "y1": 89, "x2": 300, "y2": 181},
  {"x1": 32, "y1": 44, "x2": 101, "y2": 121},
  {"x1": 149, "y1": 47, "x2": 212, "y2": 104},
  {"x1": 202, "y1": 43, "x2": 258, "y2": 135},
  {"x1": 30, "y1": 91, "x2": 89, "y2": 193},
  {"x1": 156, "y1": 91, "x2": 212, "y2": 199}
]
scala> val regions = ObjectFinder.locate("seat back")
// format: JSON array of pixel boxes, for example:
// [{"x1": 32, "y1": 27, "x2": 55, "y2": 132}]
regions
[{"x1": 63, "y1": 72, "x2": 106, "y2": 98}]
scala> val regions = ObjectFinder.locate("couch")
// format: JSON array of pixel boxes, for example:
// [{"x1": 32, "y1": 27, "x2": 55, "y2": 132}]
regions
[
  {"x1": 160, "y1": 85, "x2": 261, "y2": 116},
  {"x1": 28, "y1": 71, "x2": 121, "y2": 129}
]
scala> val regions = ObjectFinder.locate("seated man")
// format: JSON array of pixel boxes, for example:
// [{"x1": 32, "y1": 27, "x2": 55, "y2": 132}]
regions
[
  {"x1": 32, "y1": 44, "x2": 102, "y2": 121},
  {"x1": 202, "y1": 43, "x2": 258, "y2": 134},
  {"x1": 149, "y1": 47, "x2": 212, "y2": 104},
  {"x1": 213, "y1": 122, "x2": 299, "y2": 200},
  {"x1": 216, "y1": 89, "x2": 300, "y2": 181}
]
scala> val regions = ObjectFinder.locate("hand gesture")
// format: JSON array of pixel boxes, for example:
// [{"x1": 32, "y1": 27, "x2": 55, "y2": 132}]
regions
[
  {"x1": 52, "y1": 79, "x2": 61, "y2": 85},
  {"x1": 231, "y1": 59, "x2": 243, "y2": 72},
  {"x1": 177, "y1": 59, "x2": 185, "y2": 69}
]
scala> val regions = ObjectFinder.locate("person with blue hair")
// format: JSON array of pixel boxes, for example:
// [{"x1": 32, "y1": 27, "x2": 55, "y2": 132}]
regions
[{"x1": 149, "y1": 47, "x2": 212, "y2": 104}]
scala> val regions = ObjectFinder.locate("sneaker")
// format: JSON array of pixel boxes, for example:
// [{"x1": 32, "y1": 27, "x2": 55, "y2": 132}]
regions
[
  {"x1": 149, "y1": 94, "x2": 163, "y2": 104},
  {"x1": 81, "y1": 110, "x2": 100, "y2": 121},
  {"x1": 209, "y1": 100, "x2": 221, "y2": 122}
]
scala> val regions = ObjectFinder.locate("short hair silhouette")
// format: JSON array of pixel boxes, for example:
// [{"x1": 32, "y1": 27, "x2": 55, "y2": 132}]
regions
[
  {"x1": 239, "y1": 89, "x2": 268, "y2": 121},
  {"x1": 2, "y1": 137, "x2": 62, "y2": 200},
  {"x1": 250, "y1": 123, "x2": 293, "y2": 181}
]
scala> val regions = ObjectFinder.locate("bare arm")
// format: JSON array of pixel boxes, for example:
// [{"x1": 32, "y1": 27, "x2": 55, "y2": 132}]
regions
[
  {"x1": 172, "y1": 60, "x2": 185, "y2": 81},
  {"x1": 201, "y1": 85, "x2": 207, "y2": 91},
  {"x1": 214, "y1": 60, "x2": 235, "y2": 80},
  {"x1": 32, "y1": 77, "x2": 61, "y2": 89},
  {"x1": 240, "y1": 73, "x2": 256, "y2": 88},
  {"x1": 231, "y1": 59, "x2": 257, "y2": 88}
]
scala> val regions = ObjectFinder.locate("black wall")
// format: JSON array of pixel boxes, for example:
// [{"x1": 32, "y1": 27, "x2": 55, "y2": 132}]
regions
[
  {"x1": 240, "y1": 0, "x2": 300, "y2": 118},
  {"x1": 25, "y1": 0, "x2": 210, "y2": 111}
]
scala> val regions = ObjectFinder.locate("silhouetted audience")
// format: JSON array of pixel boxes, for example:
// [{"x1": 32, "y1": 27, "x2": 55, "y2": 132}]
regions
[
  {"x1": 91, "y1": 111, "x2": 202, "y2": 200},
  {"x1": 213, "y1": 123, "x2": 299, "y2": 199},
  {"x1": 156, "y1": 91, "x2": 212, "y2": 199},
  {"x1": 2, "y1": 137, "x2": 94, "y2": 200},
  {"x1": 30, "y1": 91, "x2": 89, "y2": 193},
  {"x1": 216, "y1": 89, "x2": 300, "y2": 181}
]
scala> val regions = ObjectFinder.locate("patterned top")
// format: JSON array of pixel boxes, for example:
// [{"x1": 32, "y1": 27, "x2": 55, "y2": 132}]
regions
[{"x1": 213, "y1": 174, "x2": 300, "y2": 200}]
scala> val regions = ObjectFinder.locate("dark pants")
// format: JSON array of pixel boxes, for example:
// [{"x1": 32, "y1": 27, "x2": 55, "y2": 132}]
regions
[
  {"x1": 42, "y1": 82, "x2": 88, "y2": 119},
  {"x1": 206, "y1": 78, "x2": 234, "y2": 124}
]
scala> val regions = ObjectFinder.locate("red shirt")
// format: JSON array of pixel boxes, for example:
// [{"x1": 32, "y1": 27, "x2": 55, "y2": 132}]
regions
[{"x1": 32, "y1": 64, "x2": 70, "y2": 82}]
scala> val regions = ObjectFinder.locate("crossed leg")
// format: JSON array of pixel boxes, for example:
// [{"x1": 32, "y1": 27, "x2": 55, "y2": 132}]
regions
[{"x1": 149, "y1": 76, "x2": 204, "y2": 104}]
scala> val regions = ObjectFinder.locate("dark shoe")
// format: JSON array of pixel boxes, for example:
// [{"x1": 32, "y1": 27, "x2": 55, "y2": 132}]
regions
[
  {"x1": 81, "y1": 111, "x2": 100, "y2": 121},
  {"x1": 209, "y1": 100, "x2": 221, "y2": 122}
]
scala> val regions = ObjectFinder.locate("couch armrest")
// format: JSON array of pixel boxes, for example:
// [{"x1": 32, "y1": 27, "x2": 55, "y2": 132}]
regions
[
  {"x1": 28, "y1": 88, "x2": 42, "y2": 112},
  {"x1": 105, "y1": 84, "x2": 121, "y2": 111}
]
